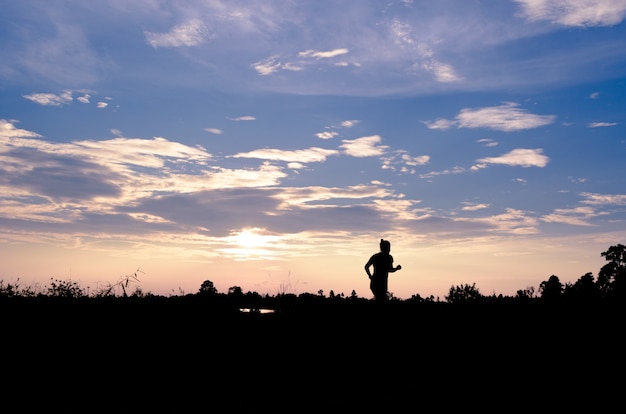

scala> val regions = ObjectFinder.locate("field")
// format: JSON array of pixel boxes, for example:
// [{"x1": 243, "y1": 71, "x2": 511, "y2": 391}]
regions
[{"x1": 3, "y1": 295, "x2": 622, "y2": 412}]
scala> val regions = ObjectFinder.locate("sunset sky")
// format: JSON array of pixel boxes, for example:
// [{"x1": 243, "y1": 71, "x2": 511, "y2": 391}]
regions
[{"x1": 1, "y1": 0, "x2": 625, "y2": 300}]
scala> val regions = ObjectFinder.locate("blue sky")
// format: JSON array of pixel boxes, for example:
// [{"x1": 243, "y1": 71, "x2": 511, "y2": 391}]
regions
[{"x1": 1, "y1": 0, "x2": 625, "y2": 299}]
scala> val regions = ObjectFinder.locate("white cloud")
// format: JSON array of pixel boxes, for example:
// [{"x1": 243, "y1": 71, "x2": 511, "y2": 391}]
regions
[
  {"x1": 252, "y1": 49, "x2": 352, "y2": 76},
  {"x1": 477, "y1": 138, "x2": 499, "y2": 147},
  {"x1": 580, "y1": 192, "x2": 626, "y2": 205},
  {"x1": 515, "y1": 0, "x2": 626, "y2": 27},
  {"x1": 316, "y1": 131, "x2": 338, "y2": 140},
  {"x1": 401, "y1": 153, "x2": 430, "y2": 166},
  {"x1": 77, "y1": 94, "x2": 90, "y2": 104},
  {"x1": 426, "y1": 103, "x2": 555, "y2": 131},
  {"x1": 251, "y1": 56, "x2": 282, "y2": 75},
  {"x1": 588, "y1": 122, "x2": 618, "y2": 128},
  {"x1": 97, "y1": 102, "x2": 108, "y2": 109},
  {"x1": 463, "y1": 208, "x2": 540, "y2": 235},
  {"x1": 473, "y1": 148, "x2": 549, "y2": 168},
  {"x1": 0, "y1": 119, "x2": 42, "y2": 139},
  {"x1": 205, "y1": 128, "x2": 223, "y2": 135},
  {"x1": 228, "y1": 116, "x2": 256, "y2": 121},
  {"x1": 541, "y1": 207, "x2": 597, "y2": 226},
  {"x1": 461, "y1": 203, "x2": 489, "y2": 211},
  {"x1": 390, "y1": 18, "x2": 461, "y2": 83},
  {"x1": 298, "y1": 48, "x2": 349, "y2": 59},
  {"x1": 419, "y1": 166, "x2": 466, "y2": 179},
  {"x1": 232, "y1": 147, "x2": 338, "y2": 163},
  {"x1": 341, "y1": 120, "x2": 359, "y2": 128},
  {"x1": 145, "y1": 19, "x2": 210, "y2": 48},
  {"x1": 422, "y1": 118, "x2": 457, "y2": 130},
  {"x1": 23, "y1": 91, "x2": 73, "y2": 106},
  {"x1": 339, "y1": 135, "x2": 387, "y2": 157}
]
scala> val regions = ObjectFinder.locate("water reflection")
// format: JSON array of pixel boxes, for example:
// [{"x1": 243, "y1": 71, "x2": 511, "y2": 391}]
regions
[{"x1": 239, "y1": 307, "x2": 275, "y2": 314}]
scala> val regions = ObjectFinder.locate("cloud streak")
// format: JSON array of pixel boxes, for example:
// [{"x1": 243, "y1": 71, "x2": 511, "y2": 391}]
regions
[{"x1": 425, "y1": 103, "x2": 556, "y2": 131}]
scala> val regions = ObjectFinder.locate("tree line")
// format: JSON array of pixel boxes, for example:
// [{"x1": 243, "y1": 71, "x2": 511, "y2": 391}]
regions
[{"x1": 1, "y1": 243, "x2": 624, "y2": 308}]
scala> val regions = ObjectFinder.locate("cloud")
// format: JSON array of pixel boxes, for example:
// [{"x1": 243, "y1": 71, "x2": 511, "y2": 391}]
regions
[
  {"x1": 97, "y1": 102, "x2": 108, "y2": 109},
  {"x1": 232, "y1": 147, "x2": 338, "y2": 164},
  {"x1": 252, "y1": 49, "x2": 352, "y2": 76},
  {"x1": 251, "y1": 56, "x2": 283, "y2": 75},
  {"x1": 425, "y1": 103, "x2": 556, "y2": 131},
  {"x1": 340, "y1": 135, "x2": 388, "y2": 157},
  {"x1": 316, "y1": 131, "x2": 338, "y2": 140},
  {"x1": 23, "y1": 91, "x2": 73, "y2": 106},
  {"x1": 473, "y1": 148, "x2": 549, "y2": 169},
  {"x1": 477, "y1": 138, "x2": 499, "y2": 147},
  {"x1": 0, "y1": 119, "x2": 42, "y2": 139},
  {"x1": 419, "y1": 166, "x2": 466, "y2": 179},
  {"x1": 401, "y1": 153, "x2": 430, "y2": 166},
  {"x1": 205, "y1": 128, "x2": 223, "y2": 135},
  {"x1": 541, "y1": 207, "x2": 597, "y2": 226},
  {"x1": 390, "y1": 18, "x2": 462, "y2": 83},
  {"x1": 77, "y1": 94, "x2": 90, "y2": 104},
  {"x1": 228, "y1": 116, "x2": 256, "y2": 121},
  {"x1": 341, "y1": 120, "x2": 359, "y2": 128},
  {"x1": 580, "y1": 192, "x2": 626, "y2": 205},
  {"x1": 514, "y1": 0, "x2": 626, "y2": 27},
  {"x1": 588, "y1": 122, "x2": 618, "y2": 128},
  {"x1": 298, "y1": 48, "x2": 349, "y2": 59},
  {"x1": 145, "y1": 19, "x2": 210, "y2": 48},
  {"x1": 461, "y1": 208, "x2": 540, "y2": 235},
  {"x1": 462, "y1": 203, "x2": 490, "y2": 211}
]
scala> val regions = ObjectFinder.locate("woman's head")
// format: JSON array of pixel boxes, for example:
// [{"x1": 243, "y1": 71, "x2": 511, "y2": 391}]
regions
[{"x1": 380, "y1": 239, "x2": 391, "y2": 253}]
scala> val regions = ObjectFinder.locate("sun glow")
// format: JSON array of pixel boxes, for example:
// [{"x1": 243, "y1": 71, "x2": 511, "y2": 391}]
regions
[
  {"x1": 221, "y1": 227, "x2": 283, "y2": 261},
  {"x1": 234, "y1": 228, "x2": 270, "y2": 249}
]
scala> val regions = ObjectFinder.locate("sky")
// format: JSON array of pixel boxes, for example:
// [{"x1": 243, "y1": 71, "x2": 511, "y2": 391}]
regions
[{"x1": 1, "y1": 0, "x2": 625, "y2": 300}]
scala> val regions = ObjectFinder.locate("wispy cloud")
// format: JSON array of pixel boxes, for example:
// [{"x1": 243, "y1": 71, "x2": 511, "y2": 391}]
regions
[
  {"x1": 340, "y1": 135, "x2": 388, "y2": 157},
  {"x1": 541, "y1": 207, "x2": 598, "y2": 226},
  {"x1": 588, "y1": 122, "x2": 618, "y2": 128},
  {"x1": 232, "y1": 147, "x2": 338, "y2": 164},
  {"x1": 205, "y1": 128, "x2": 223, "y2": 135},
  {"x1": 472, "y1": 148, "x2": 549, "y2": 169},
  {"x1": 389, "y1": 18, "x2": 462, "y2": 83},
  {"x1": 252, "y1": 48, "x2": 353, "y2": 76},
  {"x1": 580, "y1": 192, "x2": 626, "y2": 205},
  {"x1": 425, "y1": 103, "x2": 556, "y2": 131},
  {"x1": 0, "y1": 119, "x2": 42, "y2": 139},
  {"x1": 462, "y1": 202, "x2": 489, "y2": 211},
  {"x1": 315, "y1": 131, "x2": 338, "y2": 140},
  {"x1": 228, "y1": 116, "x2": 256, "y2": 121},
  {"x1": 145, "y1": 19, "x2": 210, "y2": 48},
  {"x1": 341, "y1": 120, "x2": 360, "y2": 128},
  {"x1": 514, "y1": 0, "x2": 626, "y2": 27},
  {"x1": 23, "y1": 91, "x2": 73, "y2": 106},
  {"x1": 298, "y1": 48, "x2": 349, "y2": 59},
  {"x1": 461, "y1": 208, "x2": 540, "y2": 235}
]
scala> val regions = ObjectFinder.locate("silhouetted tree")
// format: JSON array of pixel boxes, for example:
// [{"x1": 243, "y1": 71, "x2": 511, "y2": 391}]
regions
[
  {"x1": 46, "y1": 278, "x2": 86, "y2": 298},
  {"x1": 539, "y1": 275, "x2": 563, "y2": 301},
  {"x1": 564, "y1": 272, "x2": 599, "y2": 302},
  {"x1": 445, "y1": 283, "x2": 481, "y2": 303},
  {"x1": 199, "y1": 280, "x2": 217, "y2": 296},
  {"x1": 516, "y1": 286, "x2": 536, "y2": 300},
  {"x1": 228, "y1": 286, "x2": 243, "y2": 296},
  {"x1": 598, "y1": 243, "x2": 626, "y2": 299}
]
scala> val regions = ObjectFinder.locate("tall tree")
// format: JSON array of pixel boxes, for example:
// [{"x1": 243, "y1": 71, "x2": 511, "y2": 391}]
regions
[{"x1": 598, "y1": 244, "x2": 626, "y2": 298}]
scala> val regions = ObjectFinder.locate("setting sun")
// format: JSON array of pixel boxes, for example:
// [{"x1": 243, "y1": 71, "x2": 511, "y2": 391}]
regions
[{"x1": 234, "y1": 228, "x2": 270, "y2": 249}]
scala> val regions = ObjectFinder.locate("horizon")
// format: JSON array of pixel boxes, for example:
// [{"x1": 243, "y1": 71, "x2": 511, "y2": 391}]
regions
[{"x1": 1, "y1": 0, "x2": 625, "y2": 300}]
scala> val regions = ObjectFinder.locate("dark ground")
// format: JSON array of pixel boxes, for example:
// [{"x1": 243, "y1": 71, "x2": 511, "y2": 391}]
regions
[{"x1": 3, "y1": 297, "x2": 623, "y2": 412}]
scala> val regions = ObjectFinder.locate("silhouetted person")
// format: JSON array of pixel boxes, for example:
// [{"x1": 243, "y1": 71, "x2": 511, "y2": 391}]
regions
[{"x1": 365, "y1": 239, "x2": 401, "y2": 301}]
